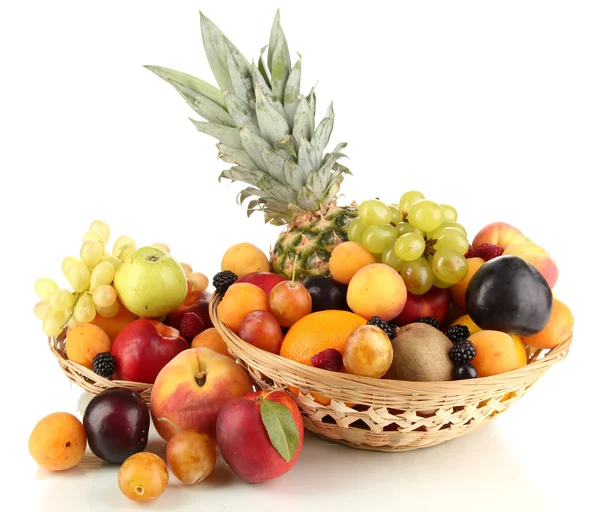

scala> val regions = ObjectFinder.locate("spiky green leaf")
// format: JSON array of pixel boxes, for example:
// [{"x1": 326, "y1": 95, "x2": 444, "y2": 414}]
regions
[
  {"x1": 261, "y1": 148, "x2": 287, "y2": 183},
  {"x1": 312, "y1": 102, "x2": 334, "y2": 155},
  {"x1": 189, "y1": 120, "x2": 242, "y2": 148},
  {"x1": 270, "y1": 26, "x2": 291, "y2": 103},
  {"x1": 284, "y1": 58, "x2": 302, "y2": 124},
  {"x1": 220, "y1": 166, "x2": 264, "y2": 187},
  {"x1": 252, "y1": 65, "x2": 286, "y2": 119},
  {"x1": 274, "y1": 135, "x2": 297, "y2": 158},
  {"x1": 323, "y1": 179, "x2": 342, "y2": 205},
  {"x1": 267, "y1": 10, "x2": 281, "y2": 70},
  {"x1": 223, "y1": 92, "x2": 259, "y2": 132},
  {"x1": 199, "y1": 12, "x2": 233, "y2": 93},
  {"x1": 255, "y1": 87, "x2": 290, "y2": 145},
  {"x1": 258, "y1": 45, "x2": 271, "y2": 88},
  {"x1": 144, "y1": 65, "x2": 226, "y2": 109},
  {"x1": 239, "y1": 127, "x2": 270, "y2": 171},
  {"x1": 298, "y1": 137, "x2": 319, "y2": 174},
  {"x1": 217, "y1": 144, "x2": 257, "y2": 169},
  {"x1": 225, "y1": 39, "x2": 254, "y2": 106},
  {"x1": 307, "y1": 86, "x2": 317, "y2": 120},
  {"x1": 283, "y1": 160, "x2": 307, "y2": 189},
  {"x1": 306, "y1": 170, "x2": 328, "y2": 199},
  {"x1": 257, "y1": 174, "x2": 297, "y2": 203},
  {"x1": 297, "y1": 187, "x2": 320, "y2": 211},
  {"x1": 292, "y1": 96, "x2": 314, "y2": 144}
]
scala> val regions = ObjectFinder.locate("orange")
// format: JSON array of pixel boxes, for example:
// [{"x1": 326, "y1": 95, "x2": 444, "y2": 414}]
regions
[
  {"x1": 280, "y1": 310, "x2": 367, "y2": 365},
  {"x1": 66, "y1": 323, "x2": 111, "y2": 369}
]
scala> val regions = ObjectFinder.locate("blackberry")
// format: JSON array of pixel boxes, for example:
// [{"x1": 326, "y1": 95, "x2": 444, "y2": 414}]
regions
[
  {"x1": 367, "y1": 316, "x2": 395, "y2": 337},
  {"x1": 213, "y1": 270, "x2": 238, "y2": 294},
  {"x1": 414, "y1": 316, "x2": 440, "y2": 330},
  {"x1": 445, "y1": 324, "x2": 470, "y2": 343},
  {"x1": 92, "y1": 352, "x2": 116, "y2": 378},
  {"x1": 449, "y1": 340, "x2": 476, "y2": 364}
]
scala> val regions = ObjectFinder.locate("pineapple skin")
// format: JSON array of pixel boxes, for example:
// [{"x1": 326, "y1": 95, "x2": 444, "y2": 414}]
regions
[{"x1": 270, "y1": 205, "x2": 358, "y2": 280}]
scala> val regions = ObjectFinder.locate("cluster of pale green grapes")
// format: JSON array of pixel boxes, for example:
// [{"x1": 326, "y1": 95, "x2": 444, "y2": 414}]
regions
[
  {"x1": 34, "y1": 220, "x2": 138, "y2": 338},
  {"x1": 348, "y1": 191, "x2": 470, "y2": 295}
]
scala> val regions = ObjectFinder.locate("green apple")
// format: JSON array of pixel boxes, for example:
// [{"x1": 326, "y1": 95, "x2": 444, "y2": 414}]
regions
[{"x1": 114, "y1": 246, "x2": 187, "y2": 318}]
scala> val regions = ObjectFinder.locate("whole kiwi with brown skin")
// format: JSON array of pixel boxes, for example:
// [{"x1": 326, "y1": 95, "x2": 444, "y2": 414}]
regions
[{"x1": 385, "y1": 323, "x2": 454, "y2": 382}]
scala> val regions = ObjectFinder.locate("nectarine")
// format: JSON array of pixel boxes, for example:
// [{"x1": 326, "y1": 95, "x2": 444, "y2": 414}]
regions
[{"x1": 503, "y1": 242, "x2": 559, "y2": 288}]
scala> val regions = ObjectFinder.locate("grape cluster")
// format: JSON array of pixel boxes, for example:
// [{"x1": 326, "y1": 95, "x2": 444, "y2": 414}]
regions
[
  {"x1": 348, "y1": 190, "x2": 469, "y2": 295},
  {"x1": 34, "y1": 220, "x2": 138, "y2": 337}
]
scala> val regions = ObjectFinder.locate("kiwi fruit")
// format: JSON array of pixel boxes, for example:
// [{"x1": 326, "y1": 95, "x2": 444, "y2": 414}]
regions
[{"x1": 386, "y1": 323, "x2": 454, "y2": 382}]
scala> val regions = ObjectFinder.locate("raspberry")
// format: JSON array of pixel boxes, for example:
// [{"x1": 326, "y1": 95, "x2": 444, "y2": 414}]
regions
[
  {"x1": 310, "y1": 348, "x2": 343, "y2": 372},
  {"x1": 474, "y1": 243, "x2": 504, "y2": 262},
  {"x1": 179, "y1": 312, "x2": 204, "y2": 341},
  {"x1": 464, "y1": 245, "x2": 477, "y2": 258}
]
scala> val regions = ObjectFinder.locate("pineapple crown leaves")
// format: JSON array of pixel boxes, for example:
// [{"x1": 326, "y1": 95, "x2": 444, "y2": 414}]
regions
[{"x1": 144, "y1": 10, "x2": 351, "y2": 226}]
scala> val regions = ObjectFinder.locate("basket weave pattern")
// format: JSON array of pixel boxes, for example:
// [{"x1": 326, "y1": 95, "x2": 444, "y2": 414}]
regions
[{"x1": 209, "y1": 293, "x2": 571, "y2": 452}]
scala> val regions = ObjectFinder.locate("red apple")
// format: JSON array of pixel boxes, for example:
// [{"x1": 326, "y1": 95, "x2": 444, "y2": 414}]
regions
[
  {"x1": 391, "y1": 286, "x2": 451, "y2": 328},
  {"x1": 111, "y1": 319, "x2": 189, "y2": 384},
  {"x1": 235, "y1": 272, "x2": 288, "y2": 296},
  {"x1": 150, "y1": 348, "x2": 253, "y2": 442},
  {"x1": 165, "y1": 290, "x2": 212, "y2": 333},
  {"x1": 216, "y1": 390, "x2": 304, "y2": 483}
]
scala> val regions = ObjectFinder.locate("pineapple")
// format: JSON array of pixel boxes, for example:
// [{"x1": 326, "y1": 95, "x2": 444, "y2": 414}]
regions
[{"x1": 145, "y1": 10, "x2": 357, "y2": 280}]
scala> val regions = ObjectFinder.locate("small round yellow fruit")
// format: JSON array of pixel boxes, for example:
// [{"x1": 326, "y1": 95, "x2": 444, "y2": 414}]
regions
[{"x1": 221, "y1": 243, "x2": 270, "y2": 278}]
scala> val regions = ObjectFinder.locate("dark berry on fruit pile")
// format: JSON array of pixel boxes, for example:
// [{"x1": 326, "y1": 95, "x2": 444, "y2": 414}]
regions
[
  {"x1": 310, "y1": 348, "x2": 343, "y2": 372},
  {"x1": 414, "y1": 316, "x2": 440, "y2": 330},
  {"x1": 367, "y1": 316, "x2": 395, "y2": 337},
  {"x1": 180, "y1": 312, "x2": 204, "y2": 341},
  {"x1": 92, "y1": 352, "x2": 116, "y2": 378},
  {"x1": 213, "y1": 271, "x2": 238, "y2": 294},
  {"x1": 474, "y1": 243, "x2": 504, "y2": 262},
  {"x1": 445, "y1": 324, "x2": 470, "y2": 343},
  {"x1": 452, "y1": 363, "x2": 478, "y2": 380},
  {"x1": 464, "y1": 245, "x2": 477, "y2": 258},
  {"x1": 450, "y1": 340, "x2": 476, "y2": 364}
]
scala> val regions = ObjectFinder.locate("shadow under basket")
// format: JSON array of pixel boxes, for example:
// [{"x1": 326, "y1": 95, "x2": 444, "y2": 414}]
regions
[
  {"x1": 209, "y1": 293, "x2": 572, "y2": 453},
  {"x1": 48, "y1": 332, "x2": 153, "y2": 405}
]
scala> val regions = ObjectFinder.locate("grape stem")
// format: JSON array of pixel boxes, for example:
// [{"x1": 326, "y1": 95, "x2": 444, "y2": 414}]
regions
[{"x1": 60, "y1": 292, "x2": 81, "y2": 329}]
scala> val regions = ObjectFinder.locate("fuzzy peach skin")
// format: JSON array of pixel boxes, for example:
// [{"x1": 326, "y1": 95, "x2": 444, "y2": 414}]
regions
[
  {"x1": 503, "y1": 242, "x2": 559, "y2": 289},
  {"x1": 472, "y1": 222, "x2": 528, "y2": 249},
  {"x1": 150, "y1": 348, "x2": 253, "y2": 442}
]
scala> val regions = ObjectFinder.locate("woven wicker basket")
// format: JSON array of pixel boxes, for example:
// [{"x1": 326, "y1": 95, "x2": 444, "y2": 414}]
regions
[
  {"x1": 48, "y1": 330, "x2": 153, "y2": 405},
  {"x1": 209, "y1": 293, "x2": 572, "y2": 452}
]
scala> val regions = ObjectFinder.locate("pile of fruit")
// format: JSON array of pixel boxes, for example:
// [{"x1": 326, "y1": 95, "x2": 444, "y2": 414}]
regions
[{"x1": 28, "y1": 9, "x2": 575, "y2": 504}]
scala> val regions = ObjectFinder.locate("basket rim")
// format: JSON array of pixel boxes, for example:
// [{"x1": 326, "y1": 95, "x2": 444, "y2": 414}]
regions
[{"x1": 209, "y1": 292, "x2": 572, "y2": 391}]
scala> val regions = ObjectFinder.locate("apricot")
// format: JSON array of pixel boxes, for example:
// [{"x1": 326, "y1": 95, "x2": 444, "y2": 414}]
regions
[
  {"x1": 511, "y1": 335, "x2": 528, "y2": 367},
  {"x1": 347, "y1": 263, "x2": 407, "y2": 321},
  {"x1": 343, "y1": 325, "x2": 393, "y2": 378},
  {"x1": 221, "y1": 243, "x2": 270, "y2": 278},
  {"x1": 523, "y1": 299, "x2": 573, "y2": 349},
  {"x1": 450, "y1": 257, "x2": 485, "y2": 312},
  {"x1": 90, "y1": 299, "x2": 138, "y2": 341},
  {"x1": 191, "y1": 328, "x2": 233, "y2": 359},
  {"x1": 329, "y1": 242, "x2": 377, "y2": 284},
  {"x1": 469, "y1": 330, "x2": 520, "y2": 377},
  {"x1": 503, "y1": 242, "x2": 559, "y2": 289},
  {"x1": 66, "y1": 323, "x2": 112, "y2": 369},
  {"x1": 28, "y1": 412, "x2": 87, "y2": 471},
  {"x1": 217, "y1": 283, "x2": 269, "y2": 334}
]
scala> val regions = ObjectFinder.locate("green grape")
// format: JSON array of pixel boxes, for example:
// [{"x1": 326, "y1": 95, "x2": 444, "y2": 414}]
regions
[
  {"x1": 440, "y1": 221, "x2": 467, "y2": 237},
  {"x1": 81, "y1": 240, "x2": 104, "y2": 267},
  {"x1": 112, "y1": 235, "x2": 136, "y2": 260},
  {"x1": 396, "y1": 222, "x2": 414, "y2": 236},
  {"x1": 74, "y1": 294, "x2": 96, "y2": 323},
  {"x1": 35, "y1": 278, "x2": 58, "y2": 302},
  {"x1": 389, "y1": 205, "x2": 403, "y2": 225},
  {"x1": 399, "y1": 190, "x2": 425, "y2": 215},
  {"x1": 101, "y1": 252, "x2": 122, "y2": 270},
  {"x1": 382, "y1": 242, "x2": 404, "y2": 271},
  {"x1": 432, "y1": 276, "x2": 453, "y2": 289},
  {"x1": 358, "y1": 200, "x2": 392, "y2": 226},
  {"x1": 89, "y1": 220, "x2": 110, "y2": 244},
  {"x1": 440, "y1": 204, "x2": 458, "y2": 222},
  {"x1": 34, "y1": 301, "x2": 50, "y2": 320},
  {"x1": 412, "y1": 228, "x2": 424, "y2": 238},
  {"x1": 347, "y1": 218, "x2": 367, "y2": 243},
  {"x1": 66, "y1": 261, "x2": 91, "y2": 292},
  {"x1": 49, "y1": 289, "x2": 74, "y2": 311},
  {"x1": 42, "y1": 309, "x2": 67, "y2": 337},
  {"x1": 400, "y1": 257, "x2": 434, "y2": 295},
  {"x1": 431, "y1": 249, "x2": 468, "y2": 285},
  {"x1": 82, "y1": 230, "x2": 105, "y2": 246},
  {"x1": 407, "y1": 200, "x2": 444, "y2": 232},
  {"x1": 96, "y1": 301, "x2": 119, "y2": 318},
  {"x1": 434, "y1": 230, "x2": 470, "y2": 255},
  {"x1": 362, "y1": 224, "x2": 399, "y2": 254},
  {"x1": 394, "y1": 232, "x2": 425, "y2": 261},
  {"x1": 61, "y1": 256, "x2": 79, "y2": 277},
  {"x1": 90, "y1": 261, "x2": 116, "y2": 290},
  {"x1": 92, "y1": 285, "x2": 117, "y2": 308}
]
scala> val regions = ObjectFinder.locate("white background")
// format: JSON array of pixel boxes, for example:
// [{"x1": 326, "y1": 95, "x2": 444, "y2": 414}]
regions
[{"x1": 1, "y1": 1, "x2": 598, "y2": 510}]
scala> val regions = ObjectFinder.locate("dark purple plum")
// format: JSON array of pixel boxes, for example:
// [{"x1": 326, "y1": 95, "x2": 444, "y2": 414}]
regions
[
  {"x1": 83, "y1": 388, "x2": 150, "y2": 464},
  {"x1": 303, "y1": 275, "x2": 350, "y2": 312}
]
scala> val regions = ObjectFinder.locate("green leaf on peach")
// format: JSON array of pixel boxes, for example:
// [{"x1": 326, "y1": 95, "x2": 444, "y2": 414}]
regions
[{"x1": 259, "y1": 399, "x2": 299, "y2": 463}]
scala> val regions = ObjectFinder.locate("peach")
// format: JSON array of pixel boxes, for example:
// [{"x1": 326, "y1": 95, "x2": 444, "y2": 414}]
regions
[
  {"x1": 217, "y1": 282, "x2": 269, "y2": 334},
  {"x1": 503, "y1": 242, "x2": 559, "y2": 288},
  {"x1": 343, "y1": 325, "x2": 393, "y2": 378},
  {"x1": 472, "y1": 222, "x2": 528, "y2": 249},
  {"x1": 347, "y1": 264, "x2": 407, "y2": 321},
  {"x1": 450, "y1": 257, "x2": 485, "y2": 312},
  {"x1": 150, "y1": 347, "x2": 253, "y2": 442},
  {"x1": 523, "y1": 299, "x2": 574, "y2": 349},
  {"x1": 329, "y1": 242, "x2": 377, "y2": 284},
  {"x1": 469, "y1": 330, "x2": 520, "y2": 377},
  {"x1": 191, "y1": 328, "x2": 233, "y2": 359},
  {"x1": 221, "y1": 243, "x2": 270, "y2": 278}
]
